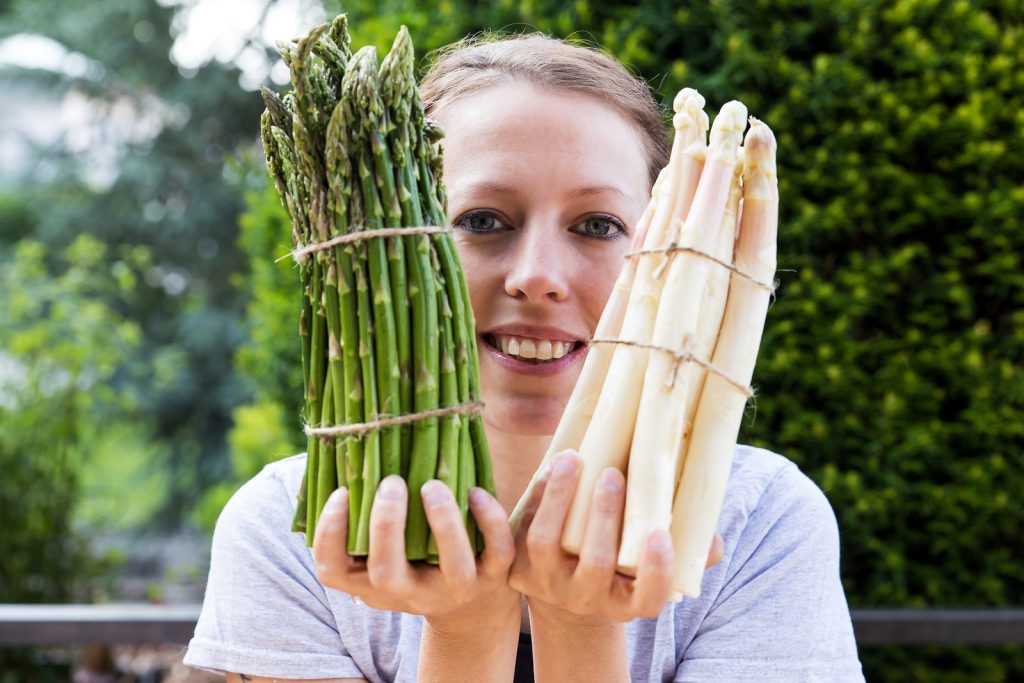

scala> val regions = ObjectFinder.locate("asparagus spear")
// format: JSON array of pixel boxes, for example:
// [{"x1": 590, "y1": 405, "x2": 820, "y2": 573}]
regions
[
  {"x1": 379, "y1": 30, "x2": 414, "y2": 476},
  {"x1": 325, "y1": 88, "x2": 367, "y2": 549},
  {"x1": 426, "y1": 264, "x2": 460, "y2": 563},
  {"x1": 347, "y1": 48, "x2": 403, "y2": 482}
]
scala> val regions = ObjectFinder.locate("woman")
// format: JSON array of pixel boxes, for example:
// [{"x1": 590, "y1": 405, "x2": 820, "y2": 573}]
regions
[{"x1": 184, "y1": 34, "x2": 864, "y2": 682}]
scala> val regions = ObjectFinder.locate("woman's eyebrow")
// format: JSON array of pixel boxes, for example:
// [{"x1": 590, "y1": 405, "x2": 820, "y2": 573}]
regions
[
  {"x1": 461, "y1": 181, "x2": 628, "y2": 200},
  {"x1": 567, "y1": 184, "x2": 628, "y2": 199},
  {"x1": 462, "y1": 180, "x2": 520, "y2": 196}
]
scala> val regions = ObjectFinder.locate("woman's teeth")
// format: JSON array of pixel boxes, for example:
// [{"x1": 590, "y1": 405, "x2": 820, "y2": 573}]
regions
[{"x1": 492, "y1": 334, "x2": 575, "y2": 361}]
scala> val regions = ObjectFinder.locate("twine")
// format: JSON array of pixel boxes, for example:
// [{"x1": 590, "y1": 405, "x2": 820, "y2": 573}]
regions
[
  {"x1": 304, "y1": 401, "x2": 484, "y2": 440},
  {"x1": 626, "y1": 242, "x2": 776, "y2": 294},
  {"x1": 588, "y1": 338, "x2": 753, "y2": 398},
  {"x1": 279, "y1": 225, "x2": 453, "y2": 263}
]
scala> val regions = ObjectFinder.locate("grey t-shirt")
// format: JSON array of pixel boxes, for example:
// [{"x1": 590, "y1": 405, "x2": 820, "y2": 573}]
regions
[{"x1": 184, "y1": 445, "x2": 864, "y2": 682}]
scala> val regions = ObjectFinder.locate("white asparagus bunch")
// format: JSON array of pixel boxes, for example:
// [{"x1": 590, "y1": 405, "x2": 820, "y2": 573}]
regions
[
  {"x1": 616, "y1": 101, "x2": 747, "y2": 573},
  {"x1": 669, "y1": 120, "x2": 778, "y2": 597},
  {"x1": 509, "y1": 89, "x2": 779, "y2": 598}
]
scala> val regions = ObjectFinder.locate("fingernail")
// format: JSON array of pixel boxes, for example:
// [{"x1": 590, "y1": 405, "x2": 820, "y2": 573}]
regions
[
  {"x1": 377, "y1": 476, "x2": 404, "y2": 501},
  {"x1": 552, "y1": 452, "x2": 578, "y2": 478},
  {"x1": 421, "y1": 480, "x2": 450, "y2": 507},
  {"x1": 469, "y1": 486, "x2": 489, "y2": 507},
  {"x1": 599, "y1": 468, "x2": 623, "y2": 493}
]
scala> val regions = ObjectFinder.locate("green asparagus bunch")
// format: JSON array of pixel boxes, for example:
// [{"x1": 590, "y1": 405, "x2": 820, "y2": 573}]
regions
[{"x1": 259, "y1": 17, "x2": 494, "y2": 559}]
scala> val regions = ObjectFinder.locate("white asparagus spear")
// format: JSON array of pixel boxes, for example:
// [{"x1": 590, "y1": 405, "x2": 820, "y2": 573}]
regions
[
  {"x1": 617, "y1": 102, "x2": 747, "y2": 573},
  {"x1": 669, "y1": 119, "x2": 779, "y2": 598},
  {"x1": 672, "y1": 152, "x2": 745, "y2": 485},
  {"x1": 560, "y1": 91, "x2": 709, "y2": 554}
]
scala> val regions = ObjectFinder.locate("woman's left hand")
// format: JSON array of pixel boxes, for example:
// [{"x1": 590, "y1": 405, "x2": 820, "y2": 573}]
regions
[{"x1": 509, "y1": 450, "x2": 725, "y2": 624}]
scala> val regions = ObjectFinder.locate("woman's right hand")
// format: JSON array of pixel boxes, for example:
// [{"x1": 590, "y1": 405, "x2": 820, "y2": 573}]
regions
[
  {"x1": 312, "y1": 476, "x2": 519, "y2": 633},
  {"x1": 509, "y1": 450, "x2": 725, "y2": 624}
]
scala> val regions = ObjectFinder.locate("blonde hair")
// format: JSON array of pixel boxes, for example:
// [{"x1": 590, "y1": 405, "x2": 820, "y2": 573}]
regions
[{"x1": 420, "y1": 33, "x2": 669, "y2": 187}]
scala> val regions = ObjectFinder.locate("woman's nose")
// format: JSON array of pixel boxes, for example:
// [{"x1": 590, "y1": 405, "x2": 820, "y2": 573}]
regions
[{"x1": 503, "y1": 222, "x2": 572, "y2": 303}]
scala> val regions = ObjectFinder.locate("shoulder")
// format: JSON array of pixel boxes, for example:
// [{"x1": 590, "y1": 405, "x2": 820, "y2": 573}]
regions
[
  {"x1": 724, "y1": 443, "x2": 830, "y2": 518},
  {"x1": 211, "y1": 454, "x2": 307, "y2": 550},
  {"x1": 205, "y1": 452, "x2": 329, "y2": 605},
  {"x1": 720, "y1": 444, "x2": 839, "y2": 556},
  {"x1": 187, "y1": 454, "x2": 393, "y2": 680},
  {"x1": 672, "y1": 445, "x2": 863, "y2": 681},
  {"x1": 220, "y1": 453, "x2": 307, "y2": 523}
]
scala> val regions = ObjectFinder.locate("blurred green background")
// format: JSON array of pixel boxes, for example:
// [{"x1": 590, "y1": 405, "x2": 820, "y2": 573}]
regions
[{"x1": 0, "y1": 0, "x2": 1021, "y2": 680}]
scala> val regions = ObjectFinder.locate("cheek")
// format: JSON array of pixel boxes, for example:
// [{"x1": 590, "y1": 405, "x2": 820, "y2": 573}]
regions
[{"x1": 578, "y1": 247, "x2": 630, "y2": 321}]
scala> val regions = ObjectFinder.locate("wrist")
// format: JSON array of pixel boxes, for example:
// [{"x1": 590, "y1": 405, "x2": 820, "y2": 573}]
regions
[
  {"x1": 425, "y1": 591, "x2": 520, "y2": 638},
  {"x1": 527, "y1": 597, "x2": 619, "y2": 632},
  {"x1": 419, "y1": 592, "x2": 520, "y2": 683},
  {"x1": 527, "y1": 598, "x2": 628, "y2": 683}
]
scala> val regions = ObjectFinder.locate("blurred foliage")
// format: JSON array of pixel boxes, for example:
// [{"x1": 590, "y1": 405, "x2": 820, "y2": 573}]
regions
[
  {"x1": 0, "y1": 0, "x2": 264, "y2": 526},
  {"x1": 193, "y1": 171, "x2": 304, "y2": 531},
  {"x1": 217, "y1": 0, "x2": 1024, "y2": 679},
  {"x1": 0, "y1": 229, "x2": 142, "y2": 674}
]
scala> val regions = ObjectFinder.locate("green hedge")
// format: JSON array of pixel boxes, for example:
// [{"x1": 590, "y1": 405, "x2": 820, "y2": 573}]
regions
[{"x1": 229, "y1": 1, "x2": 1023, "y2": 679}]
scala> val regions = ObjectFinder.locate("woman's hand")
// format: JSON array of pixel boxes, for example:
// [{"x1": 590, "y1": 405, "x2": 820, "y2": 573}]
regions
[
  {"x1": 509, "y1": 450, "x2": 725, "y2": 624},
  {"x1": 312, "y1": 476, "x2": 518, "y2": 634}
]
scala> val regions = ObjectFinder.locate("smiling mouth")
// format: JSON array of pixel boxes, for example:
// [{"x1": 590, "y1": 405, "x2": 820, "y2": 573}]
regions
[{"x1": 482, "y1": 333, "x2": 584, "y2": 362}]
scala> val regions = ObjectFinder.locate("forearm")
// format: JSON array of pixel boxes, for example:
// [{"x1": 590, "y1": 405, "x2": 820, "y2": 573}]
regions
[
  {"x1": 417, "y1": 605, "x2": 521, "y2": 683},
  {"x1": 528, "y1": 602, "x2": 630, "y2": 683}
]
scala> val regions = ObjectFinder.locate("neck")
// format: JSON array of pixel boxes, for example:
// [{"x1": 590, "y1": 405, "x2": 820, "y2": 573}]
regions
[{"x1": 484, "y1": 421, "x2": 552, "y2": 514}]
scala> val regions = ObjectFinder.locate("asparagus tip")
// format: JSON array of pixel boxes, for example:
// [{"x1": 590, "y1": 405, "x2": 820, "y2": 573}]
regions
[
  {"x1": 708, "y1": 101, "x2": 748, "y2": 157},
  {"x1": 673, "y1": 87, "x2": 705, "y2": 114},
  {"x1": 743, "y1": 118, "x2": 778, "y2": 181}
]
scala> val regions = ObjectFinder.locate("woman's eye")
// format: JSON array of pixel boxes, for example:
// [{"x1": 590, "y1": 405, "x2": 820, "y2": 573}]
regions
[
  {"x1": 575, "y1": 215, "x2": 625, "y2": 239},
  {"x1": 454, "y1": 210, "x2": 507, "y2": 233}
]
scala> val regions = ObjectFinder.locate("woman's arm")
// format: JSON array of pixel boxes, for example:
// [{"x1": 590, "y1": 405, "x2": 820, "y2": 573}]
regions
[{"x1": 313, "y1": 480, "x2": 520, "y2": 682}]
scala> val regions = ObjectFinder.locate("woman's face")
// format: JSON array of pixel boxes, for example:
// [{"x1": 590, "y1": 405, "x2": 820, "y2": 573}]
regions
[{"x1": 438, "y1": 80, "x2": 651, "y2": 436}]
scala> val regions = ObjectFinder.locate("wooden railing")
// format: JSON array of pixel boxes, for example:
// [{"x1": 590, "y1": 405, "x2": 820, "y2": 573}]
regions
[{"x1": 1, "y1": 605, "x2": 1023, "y2": 646}]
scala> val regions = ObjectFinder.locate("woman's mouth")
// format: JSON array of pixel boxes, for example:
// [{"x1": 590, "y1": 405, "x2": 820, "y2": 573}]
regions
[
  {"x1": 480, "y1": 333, "x2": 588, "y2": 375},
  {"x1": 484, "y1": 334, "x2": 583, "y2": 361}
]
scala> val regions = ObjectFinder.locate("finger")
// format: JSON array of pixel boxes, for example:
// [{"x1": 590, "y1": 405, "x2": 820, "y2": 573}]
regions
[
  {"x1": 313, "y1": 488, "x2": 366, "y2": 588},
  {"x1": 469, "y1": 487, "x2": 516, "y2": 581},
  {"x1": 705, "y1": 533, "x2": 725, "y2": 569},
  {"x1": 421, "y1": 480, "x2": 476, "y2": 588},
  {"x1": 509, "y1": 458, "x2": 553, "y2": 534},
  {"x1": 515, "y1": 462, "x2": 553, "y2": 537},
  {"x1": 367, "y1": 476, "x2": 414, "y2": 592},
  {"x1": 573, "y1": 467, "x2": 625, "y2": 602},
  {"x1": 525, "y1": 450, "x2": 580, "y2": 570},
  {"x1": 631, "y1": 529, "x2": 674, "y2": 619}
]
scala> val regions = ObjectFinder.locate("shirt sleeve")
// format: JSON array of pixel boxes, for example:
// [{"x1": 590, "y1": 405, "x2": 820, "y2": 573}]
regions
[
  {"x1": 674, "y1": 461, "x2": 865, "y2": 683},
  {"x1": 183, "y1": 463, "x2": 366, "y2": 680}
]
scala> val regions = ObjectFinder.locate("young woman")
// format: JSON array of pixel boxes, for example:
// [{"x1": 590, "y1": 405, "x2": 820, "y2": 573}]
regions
[{"x1": 184, "y1": 34, "x2": 864, "y2": 682}]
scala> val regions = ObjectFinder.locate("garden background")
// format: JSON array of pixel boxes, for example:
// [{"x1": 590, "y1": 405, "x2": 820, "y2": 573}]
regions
[{"x1": 1, "y1": 0, "x2": 1021, "y2": 680}]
